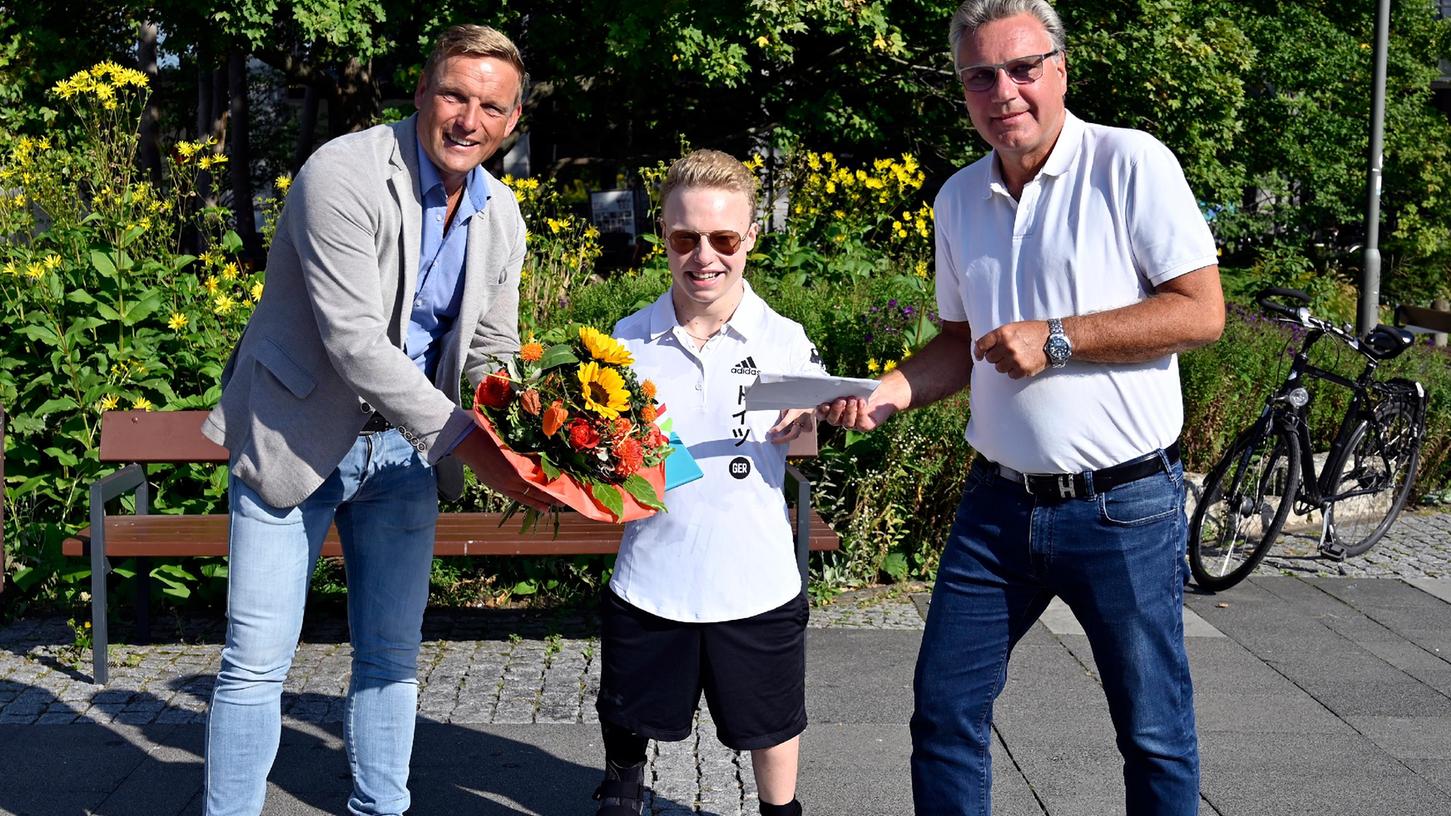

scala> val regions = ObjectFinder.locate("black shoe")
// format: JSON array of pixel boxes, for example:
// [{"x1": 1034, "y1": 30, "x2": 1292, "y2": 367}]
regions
[{"x1": 594, "y1": 760, "x2": 646, "y2": 815}]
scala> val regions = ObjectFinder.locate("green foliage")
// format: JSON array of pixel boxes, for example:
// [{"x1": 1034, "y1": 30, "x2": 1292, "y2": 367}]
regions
[{"x1": 1, "y1": 63, "x2": 261, "y2": 616}]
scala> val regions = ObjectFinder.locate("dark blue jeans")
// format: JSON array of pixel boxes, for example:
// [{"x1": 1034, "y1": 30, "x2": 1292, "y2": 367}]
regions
[{"x1": 911, "y1": 454, "x2": 1197, "y2": 815}]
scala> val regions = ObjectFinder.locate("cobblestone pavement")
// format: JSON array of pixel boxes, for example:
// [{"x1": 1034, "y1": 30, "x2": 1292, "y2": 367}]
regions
[
  {"x1": 1257, "y1": 509, "x2": 1451, "y2": 579},
  {"x1": 0, "y1": 588, "x2": 927, "y2": 815}
]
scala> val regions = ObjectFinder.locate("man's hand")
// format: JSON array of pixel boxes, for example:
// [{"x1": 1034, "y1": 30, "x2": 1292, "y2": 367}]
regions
[
  {"x1": 767, "y1": 408, "x2": 815, "y2": 442},
  {"x1": 819, "y1": 390, "x2": 899, "y2": 432},
  {"x1": 452, "y1": 429, "x2": 554, "y2": 511},
  {"x1": 974, "y1": 320, "x2": 1050, "y2": 379}
]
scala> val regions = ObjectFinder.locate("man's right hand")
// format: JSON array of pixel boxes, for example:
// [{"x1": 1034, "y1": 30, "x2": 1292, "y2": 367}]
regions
[
  {"x1": 452, "y1": 429, "x2": 554, "y2": 511},
  {"x1": 819, "y1": 391, "x2": 899, "y2": 432}
]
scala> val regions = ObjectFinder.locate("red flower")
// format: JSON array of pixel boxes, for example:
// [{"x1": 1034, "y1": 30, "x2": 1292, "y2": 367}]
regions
[
  {"x1": 646, "y1": 427, "x2": 668, "y2": 450},
  {"x1": 613, "y1": 437, "x2": 645, "y2": 476},
  {"x1": 542, "y1": 401, "x2": 568, "y2": 436},
  {"x1": 477, "y1": 369, "x2": 513, "y2": 409},
  {"x1": 567, "y1": 418, "x2": 601, "y2": 450},
  {"x1": 612, "y1": 417, "x2": 633, "y2": 438}
]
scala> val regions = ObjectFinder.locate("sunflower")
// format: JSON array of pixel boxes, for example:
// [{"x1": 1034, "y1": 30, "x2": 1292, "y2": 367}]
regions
[
  {"x1": 579, "y1": 326, "x2": 634, "y2": 366},
  {"x1": 577, "y1": 362, "x2": 630, "y2": 419}
]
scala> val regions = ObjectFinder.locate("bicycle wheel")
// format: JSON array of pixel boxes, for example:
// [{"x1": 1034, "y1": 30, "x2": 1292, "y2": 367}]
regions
[
  {"x1": 1322, "y1": 381, "x2": 1424, "y2": 557},
  {"x1": 1189, "y1": 422, "x2": 1301, "y2": 592}
]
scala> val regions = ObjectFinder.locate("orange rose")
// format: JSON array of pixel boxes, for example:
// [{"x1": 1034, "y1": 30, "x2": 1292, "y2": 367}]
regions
[
  {"x1": 568, "y1": 418, "x2": 601, "y2": 450},
  {"x1": 542, "y1": 400, "x2": 568, "y2": 436}
]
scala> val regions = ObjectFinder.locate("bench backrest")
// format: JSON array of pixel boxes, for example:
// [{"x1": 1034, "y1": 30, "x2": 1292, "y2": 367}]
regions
[
  {"x1": 1395, "y1": 304, "x2": 1451, "y2": 335},
  {"x1": 97, "y1": 409, "x2": 820, "y2": 461}
]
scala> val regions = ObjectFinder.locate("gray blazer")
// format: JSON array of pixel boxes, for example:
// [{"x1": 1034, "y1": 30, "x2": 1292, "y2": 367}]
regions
[{"x1": 204, "y1": 116, "x2": 524, "y2": 509}]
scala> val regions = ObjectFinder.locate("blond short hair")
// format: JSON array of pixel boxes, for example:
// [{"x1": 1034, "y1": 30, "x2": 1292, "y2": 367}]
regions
[
  {"x1": 422, "y1": 25, "x2": 528, "y2": 108},
  {"x1": 660, "y1": 149, "x2": 760, "y2": 214}
]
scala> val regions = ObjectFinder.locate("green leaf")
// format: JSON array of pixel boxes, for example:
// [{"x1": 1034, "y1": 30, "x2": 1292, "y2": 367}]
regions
[
  {"x1": 220, "y1": 230, "x2": 244, "y2": 254},
  {"x1": 16, "y1": 325, "x2": 59, "y2": 345},
  {"x1": 538, "y1": 343, "x2": 579, "y2": 370},
  {"x1": 620, "y1": 473, "x2": 666, "y2": 511},
  {"x1": 590, "y1": 482, "x2": 625, "y2": 520},
  {"x1": 538, "y1": 452, "x2": 562, "y2": 481},
  {"x1": 90, "y1": 249, "x2": 118, "y2": 278},
  {"x1": 121, "y1": 293, "x2": 162, "y2": 326},
  {"x1": 881, "y1": 552, "x2": 909, "y2": 582},
  {"x1": 34, "y1": 397, "x2": 79, "y2": 415},
  {"x1": 511, "y1": 579, "x2": 538, "y2": 596}
]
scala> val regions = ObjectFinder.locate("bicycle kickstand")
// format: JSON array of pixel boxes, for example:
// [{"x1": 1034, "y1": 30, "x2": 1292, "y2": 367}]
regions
[{"x1": 1317, "y1": 511, "x2": 1347, "y2": 561}]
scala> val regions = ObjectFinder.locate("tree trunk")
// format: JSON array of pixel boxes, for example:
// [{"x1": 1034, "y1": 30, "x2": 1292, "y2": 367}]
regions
[
  {"x1": 336, "y1": 57, "x2": 381, "y2": 134},
  {"x1": 136, "y1": 22, "x2": 162, "y2": 184},
  {"x1": 228, "y1": 51, "x2": 263, "y2": 263},
  {"x1": 293, "y1": 83, "x2": 320, "y2": 173}
]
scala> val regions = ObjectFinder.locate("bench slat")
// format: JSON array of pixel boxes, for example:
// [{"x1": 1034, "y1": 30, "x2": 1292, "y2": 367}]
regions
[
  {"x1": 100, "y1": 411, "x2": 228, "y2": 463},
  {"x1": 62, "y1": 510, "x2": 840, "y2": 558}
]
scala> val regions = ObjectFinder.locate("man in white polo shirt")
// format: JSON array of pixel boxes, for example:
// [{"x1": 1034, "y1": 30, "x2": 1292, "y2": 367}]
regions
[
  {"x1": 824, "y1": 1, "x2": 1224, "y2": 814},
  {"x1": 592, "y1": 149, "x2": 820, "y2": 816}
]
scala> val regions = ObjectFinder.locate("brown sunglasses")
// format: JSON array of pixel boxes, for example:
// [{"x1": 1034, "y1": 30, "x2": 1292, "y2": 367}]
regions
[{"x1": 664, "y1": 229, "x2": 744, "y2": 256}]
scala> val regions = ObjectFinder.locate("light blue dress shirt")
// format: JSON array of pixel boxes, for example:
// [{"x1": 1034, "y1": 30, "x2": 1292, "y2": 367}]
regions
[
  {"x1": 411, "y1": 140, "x2": 491, "y2": 455},
  {"x1": 409, "y1": 139, "x2": 490, "y2": 381}
]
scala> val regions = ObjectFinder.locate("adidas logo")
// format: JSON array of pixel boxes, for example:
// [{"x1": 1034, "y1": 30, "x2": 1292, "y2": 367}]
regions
[{"x1": 731, "y1": 356, "x2": 760, "y2": 375}]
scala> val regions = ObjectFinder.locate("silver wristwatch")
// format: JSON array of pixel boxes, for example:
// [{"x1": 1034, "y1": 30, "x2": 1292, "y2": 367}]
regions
[{"x1": 1044, "y1": 318, "x2": 1072, "y2": 368}]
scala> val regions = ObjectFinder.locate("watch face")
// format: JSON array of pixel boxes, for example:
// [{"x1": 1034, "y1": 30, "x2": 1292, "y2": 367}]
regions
[{"x1": 1046, "y1": 336, "x2": 1071, "y2": 365}]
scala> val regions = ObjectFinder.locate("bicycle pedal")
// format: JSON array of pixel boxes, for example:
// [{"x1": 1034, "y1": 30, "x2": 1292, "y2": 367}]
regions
[{"x1": 1319, "y1": 541, "x2": 1347, "y2": 561}]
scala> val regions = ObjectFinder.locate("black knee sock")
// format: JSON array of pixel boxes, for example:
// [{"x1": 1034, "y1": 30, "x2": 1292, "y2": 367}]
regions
[
  {"x1": 760, "y1": 799, "x2": 802, "y2": 816},
  {"x1": 601, "y1": 720, "x2": 648, "y2": 770}
]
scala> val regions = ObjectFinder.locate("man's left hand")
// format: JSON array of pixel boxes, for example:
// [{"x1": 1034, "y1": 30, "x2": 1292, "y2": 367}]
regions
[{"x1": 974, "y1": 320, "x2": 1050, "y2": 379}]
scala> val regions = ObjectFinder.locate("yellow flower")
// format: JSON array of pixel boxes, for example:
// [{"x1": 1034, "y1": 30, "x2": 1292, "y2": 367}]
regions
[
  {"x1": 883, "y1": 360, "x2": 898, "y2": 373},
  {"x1": 198, "y1": 154, "x2": 228, "y2": 170},
  {"x1": 25, "y1": 263, "x2": 44, "y2": 280},
  {"x1": 756, "y1": 35, "x2": 769, "y2": 48},
  {"x1": 43, "y1": 254, "x2": 61, "y2": 270},
  {"x1": 866, "y1": 358, "x2": 880, "y2": 374},
  {"x1": 176, "y1": 141, "x2": 202, "y2": 159},
  {"x1": 167, "y1": 312, "x2": 189, "y2": 331},
  {"x1": 213, "y1": 294, "x2": 235, "y2": 315},
  {"x1": 546, "y1": 217, "x2": 564, "y2": 234},
  {"x1": 221, "y1": 262, "x2": 239, "y2": 280},
  {"x1": 250, "y1": 282, "x2": 264, "y2": 301},
  {"x1": 578, "y1": 362, "x2": 630, "y2": 419},
  {"x1": 275, "y1": 174, "x2": 292, "y2": 193},
  {"x1": 132, "y1": 397, "x2": 154, "y2": 411},
  {"x1": 579, "y1": 326, "x2": 634, "y2": 365},
  {"x1": 914, "y1": 260, "x2": 929, "y2": 278},
  {"x1": 1, "y1": 262, "x2": 14, "y2": 277},
  {"x1": 98, "y1": 395, "x2": 119, "y2": 412},
  {"x1": 12, "y1": 193, "x2": 25, "y2": 207},
  {"x1": 203, "y1": 277, "x2": 219, "y2": 293}
]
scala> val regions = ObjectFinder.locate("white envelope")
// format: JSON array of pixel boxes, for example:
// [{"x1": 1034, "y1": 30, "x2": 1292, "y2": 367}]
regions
[{"x1": 743, "y1": 372, "x2": 880, "y2": 410}]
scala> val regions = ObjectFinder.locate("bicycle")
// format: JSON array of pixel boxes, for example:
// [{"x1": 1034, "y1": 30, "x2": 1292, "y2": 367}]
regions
[{"x1": 1187, "y1": 287, "x2": 1428, "y2": 592}]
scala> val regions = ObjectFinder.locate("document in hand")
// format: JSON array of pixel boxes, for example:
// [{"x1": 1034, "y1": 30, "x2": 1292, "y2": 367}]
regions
[{"x1": 742, "y1": 372, "x2": 880, "y2": 411}]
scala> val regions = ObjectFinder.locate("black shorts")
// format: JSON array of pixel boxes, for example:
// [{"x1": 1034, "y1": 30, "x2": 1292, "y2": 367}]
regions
[{"x1": 595, "y1": 588, "x2": 809, "y2": 751}]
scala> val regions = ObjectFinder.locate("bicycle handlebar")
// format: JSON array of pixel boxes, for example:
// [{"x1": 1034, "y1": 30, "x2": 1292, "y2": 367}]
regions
[{"x1": 1254, "y1": 287, "x2": 1365, "y2": 352}]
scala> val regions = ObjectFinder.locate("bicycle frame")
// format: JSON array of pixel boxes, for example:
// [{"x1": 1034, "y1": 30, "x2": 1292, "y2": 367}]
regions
[{"x1": 1263, "y1": 327, "x2": 1387, "y2": 511}]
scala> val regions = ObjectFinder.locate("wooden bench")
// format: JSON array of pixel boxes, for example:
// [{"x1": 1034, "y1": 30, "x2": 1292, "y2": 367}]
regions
[
  {"x1": 1, "y1": 403, "x2": 6, "y2": 596},
  {"x1": 62, "y1": 410, "x2": 840, "y2": 684},
  {"x1": 1396, "y1": 302, "x2": 1451, "y2": 345}
]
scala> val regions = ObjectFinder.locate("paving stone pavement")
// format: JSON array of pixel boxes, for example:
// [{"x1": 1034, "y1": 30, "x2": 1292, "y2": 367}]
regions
[{"x1": 3, "y1": 512, "x2": 1451, "y2": 814}]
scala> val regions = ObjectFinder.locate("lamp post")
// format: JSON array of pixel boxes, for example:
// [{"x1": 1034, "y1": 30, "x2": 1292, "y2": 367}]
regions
[{"x1": 1359, "y1": 0, "x2": 1392, "y2": 335}]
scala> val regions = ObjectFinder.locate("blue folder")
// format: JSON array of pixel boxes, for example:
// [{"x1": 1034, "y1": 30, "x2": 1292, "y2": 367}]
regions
[{"x1": 662, "y1": 431, "x2": 704, "y2": 491}]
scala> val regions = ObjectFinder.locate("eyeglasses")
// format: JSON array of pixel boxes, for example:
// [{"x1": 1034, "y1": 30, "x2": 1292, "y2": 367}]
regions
[
  {"x1": 664, "y1": 229, "x2": 745, "y2": 256},
  {"x1": 957, "y1": 49, "x2": 1060, "y2": 92}
]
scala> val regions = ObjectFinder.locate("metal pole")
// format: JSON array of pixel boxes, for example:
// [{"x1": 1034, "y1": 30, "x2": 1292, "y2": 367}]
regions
[{"x1": 1359, "y1": 0, "x2": 1392, "y2": 335}]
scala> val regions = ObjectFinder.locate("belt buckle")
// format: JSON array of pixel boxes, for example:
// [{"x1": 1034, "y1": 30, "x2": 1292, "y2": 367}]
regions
[{"x1": 1054, "y1": 474, "x2": 1077, "y2": 499}]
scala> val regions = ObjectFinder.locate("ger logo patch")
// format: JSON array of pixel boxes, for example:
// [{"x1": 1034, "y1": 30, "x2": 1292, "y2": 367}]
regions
[{"x1": 728, "y1": 456, "x2": 752, "y2": 480}]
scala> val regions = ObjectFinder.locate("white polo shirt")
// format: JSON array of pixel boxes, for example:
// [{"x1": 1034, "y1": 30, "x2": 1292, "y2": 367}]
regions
[
  {"x1": 934, "y1": 110, "x2": 1218, "y2": 474},
  {"x1": 610, "y1": 282, "x2": 825, "y2": 623}
]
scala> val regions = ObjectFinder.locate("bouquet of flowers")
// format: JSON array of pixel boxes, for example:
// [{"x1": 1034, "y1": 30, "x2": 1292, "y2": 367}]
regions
[{"x1": 471, "y1": 324, "x2": 671, "y2": 523}]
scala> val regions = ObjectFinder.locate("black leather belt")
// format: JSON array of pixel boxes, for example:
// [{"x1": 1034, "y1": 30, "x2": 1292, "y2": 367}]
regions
[
  {"x1": 989, "y1": 441, "x2": 1180, "y2": 500},
  {"x1": 359, "y1": 412, "x2": 393, "y2": 434}
]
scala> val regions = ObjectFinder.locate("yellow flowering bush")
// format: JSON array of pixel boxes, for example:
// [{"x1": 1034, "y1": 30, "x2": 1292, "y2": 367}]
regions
[
  {"x1": 501, "y1": 174, "x2": 603, "y2": 335},
  {"x1": 1, "y1": 62, "x2": 264, "y2": 605}
]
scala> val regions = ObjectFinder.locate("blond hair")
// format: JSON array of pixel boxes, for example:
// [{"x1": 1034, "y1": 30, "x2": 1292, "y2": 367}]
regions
[
  {"x1": 422, "y1": 25, "x2": 528, "y2": 108},
  {"x1": 660, "y1": 149, "x2": 760, "y2": 214}
]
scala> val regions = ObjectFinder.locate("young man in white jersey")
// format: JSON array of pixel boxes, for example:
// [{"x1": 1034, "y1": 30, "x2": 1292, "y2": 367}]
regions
[{"x1": 592, "y1": 149, "x2": 821, "y2": 816}]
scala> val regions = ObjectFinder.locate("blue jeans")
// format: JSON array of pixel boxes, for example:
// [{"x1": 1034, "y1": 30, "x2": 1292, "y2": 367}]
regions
[
  {"x1": 204, "y1": 429, "x2": 438, "y2": 816},
  {"x1": 912, "y1": 454, "x2": 1197, "y2": 815}
]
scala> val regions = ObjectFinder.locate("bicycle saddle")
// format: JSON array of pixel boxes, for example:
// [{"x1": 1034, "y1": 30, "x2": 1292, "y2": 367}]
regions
[{"x1": 1362, "y1": 324, "x2": 1415, "y2": 360}]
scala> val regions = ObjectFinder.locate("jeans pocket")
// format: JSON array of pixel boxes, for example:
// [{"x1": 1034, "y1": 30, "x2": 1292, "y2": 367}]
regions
[{"x1": 1097, "y1": 471, "x2": 1180, "y2": 527}]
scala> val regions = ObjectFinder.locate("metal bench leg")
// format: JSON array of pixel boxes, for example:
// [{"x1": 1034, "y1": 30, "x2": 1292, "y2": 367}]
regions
[
  {"x1": 89, "y1": 499, "x2": 109, "y2": 686},
  {"x1": 135, "y1": 557, "x2": 152, "y2": 645},
  {"x1": 787, "y1": 464, "x2": 811, "y2": 595}
]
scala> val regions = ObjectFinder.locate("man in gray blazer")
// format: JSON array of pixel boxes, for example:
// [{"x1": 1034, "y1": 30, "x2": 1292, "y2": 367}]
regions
[{"x1": 200, "y1": 25, "x2": 545, "y2": 816}]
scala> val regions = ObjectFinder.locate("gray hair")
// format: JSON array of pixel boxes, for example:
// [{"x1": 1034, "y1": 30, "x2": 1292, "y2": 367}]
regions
[{"x1": 948, "y1": 0, "x2": 1067, "y2": 69}]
